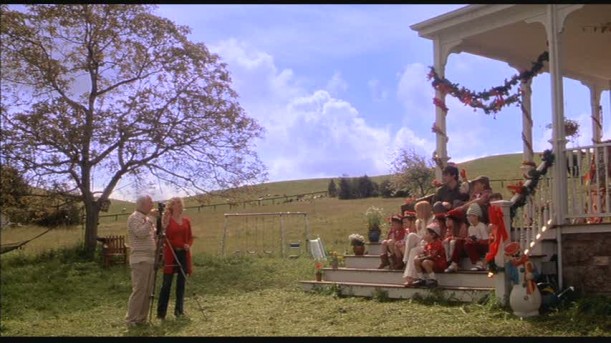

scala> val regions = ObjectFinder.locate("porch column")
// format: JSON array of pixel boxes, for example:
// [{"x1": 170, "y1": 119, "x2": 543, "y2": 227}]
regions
[
  {"x1": 546, "y1": 4, "x2": 568, "y2": 225},
  {"x1": 585, "y1": 83, "x2": 603, "y2": 144},
  {"x1": 432, "y1": 39, "x2": 461, "y2": 179},
  {"x1": 433, "y1": 39, "x2": 449, "y2": 180},
  {"x1": 520, "y1": 78, "x2": 535, "y2": 175}
]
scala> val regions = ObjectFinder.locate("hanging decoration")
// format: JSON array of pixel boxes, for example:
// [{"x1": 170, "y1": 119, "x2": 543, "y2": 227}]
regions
[
  {"x1": 508, "y1": 149, "x2": 555, "y2": 219},
  {"x1": 519, "y1": 81, "x2": 534, "y2": 162},
  {"x1": 427, "y1": 51, "x2": 549, "y2": 116},
  {"x1": 431, "y1": 123, "x2": 449, "y2": 143}
]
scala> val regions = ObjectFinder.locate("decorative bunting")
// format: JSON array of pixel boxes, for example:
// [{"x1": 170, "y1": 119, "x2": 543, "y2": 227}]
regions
[
  {"x1": 509, "y1": 149, "x2": 555, "y2": 219},
  {"x1": 431, "y1": 122, "x2": 449, "y2": 143},
  {"x1": 428, "y1": 51, "x2": 549, "y2": 115}
]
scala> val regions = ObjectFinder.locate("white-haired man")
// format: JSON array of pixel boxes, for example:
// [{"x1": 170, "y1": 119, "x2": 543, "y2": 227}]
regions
[{"x1": 125, "y1": 195, "x2": 158, "y2": 326}]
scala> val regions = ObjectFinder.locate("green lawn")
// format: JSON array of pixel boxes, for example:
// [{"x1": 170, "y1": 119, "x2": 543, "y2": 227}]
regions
[
  {"x1": 0, "y1": 248, "x2": 609, "y2": 337},
  {"x1": 2, "y1": 152, "x2": 609, "y2": 336}
]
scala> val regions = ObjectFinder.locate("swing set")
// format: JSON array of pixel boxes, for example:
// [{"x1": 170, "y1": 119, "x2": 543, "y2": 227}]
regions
[
  {"x1": 0, "y1": 228, "x2": 52, "y2": 255},
  {"x1": 221, "y1": 212, "x2": 310, "y2": 258}
]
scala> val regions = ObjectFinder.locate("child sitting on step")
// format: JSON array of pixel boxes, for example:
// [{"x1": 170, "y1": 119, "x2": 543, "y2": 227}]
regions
[
  {"x1": 377, "y1": 214, "x2": 405, "y2": 270},
  {"x1": 402, "y1": 200, "x2": 435, "y2": 284},
  {"x1": 442, "y1": 207, "x2": 468, "y2": 264},
  {"x1": 395, "y1": 211, "x2": 417, "y2": 265},
  {"x1": 406, "y1": 222, "x2": 447, "y2": 288},
  {"x1": 445, "y1": 203, "x2": 489, "y2": 272}
]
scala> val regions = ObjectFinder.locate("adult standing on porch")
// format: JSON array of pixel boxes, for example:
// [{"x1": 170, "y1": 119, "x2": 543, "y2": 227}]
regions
[
  {"x1": 157, "y1": 197, "x2": 193, "y2": 319},
  {"x1": 125, "y1": 194, "x2": 158, "y2": 327}
]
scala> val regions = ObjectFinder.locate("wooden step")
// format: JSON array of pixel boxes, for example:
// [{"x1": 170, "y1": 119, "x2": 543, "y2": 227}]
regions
[
  {"x1": 321, "y1": 267, "x2": 493, "y2": 288},
  {"x1": 345, "y1": 255, "x2": 486, "y2": 271},
  {"x1": 365, "y1": 242, "x2": 381, "y2": 255},
  {"x1": 300, "y1": 280, "x2": 493, "y2": 302}
]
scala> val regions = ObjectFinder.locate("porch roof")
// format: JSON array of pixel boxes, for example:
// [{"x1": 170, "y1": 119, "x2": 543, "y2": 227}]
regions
[{"x1": 410, "y1": 4, "x2": 611, "y2": 90}]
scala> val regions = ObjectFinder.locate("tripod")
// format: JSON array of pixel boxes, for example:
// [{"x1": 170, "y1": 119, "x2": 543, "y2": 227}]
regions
[
  {"x1": 148, "y1": 202, "x2": 166, "y2": 323},
  {"x1": 157, "y1": 234, "x2": 207, "y2": 319}
]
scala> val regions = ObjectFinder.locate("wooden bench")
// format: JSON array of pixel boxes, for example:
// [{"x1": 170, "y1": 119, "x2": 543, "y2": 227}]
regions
[{"x1": 99, "y1": 235, "x2": 128, "y2": 268}]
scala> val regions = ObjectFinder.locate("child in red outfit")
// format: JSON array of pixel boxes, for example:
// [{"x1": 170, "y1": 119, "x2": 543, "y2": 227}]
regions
[
  {"x1": 407, "y1": 222, "x2": 447, "y2": 288},
  {"x1": 378, "y1": 214, "x2": 405, "y2": 270}
]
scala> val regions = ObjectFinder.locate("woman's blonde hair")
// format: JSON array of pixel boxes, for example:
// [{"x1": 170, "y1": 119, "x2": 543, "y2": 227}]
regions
[
  {"x1": 165, "y1": 197, "x2": 184, "y2": 213},
  {"x1": 414, "y1": 200, "x2": 432, "y2": 218}
]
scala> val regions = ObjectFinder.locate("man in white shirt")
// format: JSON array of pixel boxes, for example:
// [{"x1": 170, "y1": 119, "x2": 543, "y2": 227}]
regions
[{"x1": 125, "y1": 195, "x2": 158, "y2": 326}]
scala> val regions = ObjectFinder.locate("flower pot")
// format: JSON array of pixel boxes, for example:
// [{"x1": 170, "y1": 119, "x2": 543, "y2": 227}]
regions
[
  {"x1": 331, "y1": 260, "x2": 339, "y2": 270},
  {"x1": 368, "y1": 229, "x2": 381, "y2": 243},
  {"x1": 315, "y1": 271, "x2": 322, "y2": 282},
  {"x1": 353, "y1": 245, "x2": 365, "y2": 256}
]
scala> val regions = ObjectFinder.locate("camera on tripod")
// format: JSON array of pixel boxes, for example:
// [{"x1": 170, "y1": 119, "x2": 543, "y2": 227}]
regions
[{"x1": 156, "y1": 202, "x2": 166, "y2": 238}]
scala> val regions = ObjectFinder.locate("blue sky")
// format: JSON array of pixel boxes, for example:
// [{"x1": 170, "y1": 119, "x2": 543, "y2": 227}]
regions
[{"x1": 113, "y1": 4, "x2": 610, "y2": 200}]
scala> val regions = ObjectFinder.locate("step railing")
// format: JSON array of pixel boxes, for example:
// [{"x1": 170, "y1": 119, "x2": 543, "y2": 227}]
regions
[
  {"x1": 508, "y1": 143, "x2": 611, "y2": 255},
  {"x1": 506, "y1": 150, "x2": 555, "y2": 256}
]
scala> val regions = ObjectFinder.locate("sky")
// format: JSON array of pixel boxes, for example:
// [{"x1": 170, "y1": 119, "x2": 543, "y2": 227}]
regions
[{"x1": 112, "y1": 4, "x2": 610, "y2": 201}]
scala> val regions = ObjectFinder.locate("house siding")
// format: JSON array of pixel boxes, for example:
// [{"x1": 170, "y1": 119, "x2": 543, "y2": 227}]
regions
[{"x1": 562, "y1": 232, "x2": 611, "y2": 295}]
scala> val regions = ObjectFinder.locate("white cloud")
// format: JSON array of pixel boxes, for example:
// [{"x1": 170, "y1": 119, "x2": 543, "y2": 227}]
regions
[
  {"x1": 325, "y1": 71, "x2": 348, "y2": 96},
  {"x1": 368, "y1": 79, "x2": 389, "y2": 102},
  {"x1": 396, "y1": 63, "x2": 435, "y2": 121},
  {"x1": 209, "y1": 39, "x2": 401, "y2": 181}
]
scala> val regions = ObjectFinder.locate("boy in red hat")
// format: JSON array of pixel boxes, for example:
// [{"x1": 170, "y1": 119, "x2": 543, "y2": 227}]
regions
[
  {"x1": 445, "y1": 203, "x2": 489, "y2": 272},
  {"x1": 377, "y1": 214, "x2": 405, "y2": 270},
  {"x1": 442, "y1": 207, "x2": 468, "y2": 264}
]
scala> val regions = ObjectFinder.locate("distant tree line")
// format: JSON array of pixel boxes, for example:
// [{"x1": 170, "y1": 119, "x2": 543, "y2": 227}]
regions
[
  {"x1": 327, "y1": 175, "x2": 410, "y2": 200},
  {"x1": 327, "y1": 148, "x2": 436, "y2": 200},
  {"x1": 1, "y1": 164, "x2": 82, "y2": 228}
]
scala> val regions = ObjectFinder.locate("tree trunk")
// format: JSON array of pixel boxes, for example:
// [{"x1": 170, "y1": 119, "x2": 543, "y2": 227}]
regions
[{"x1": 83, "y1": 201, "x2": 100, "y2": 259}]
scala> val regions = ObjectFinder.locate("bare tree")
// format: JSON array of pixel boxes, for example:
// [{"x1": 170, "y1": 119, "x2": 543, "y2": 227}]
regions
[
  {"x1": 389, "y1": 148, "x2": 435, "y2": 198},
  {"x1": 0, "y1": 5, "x2": 267, "y2": 256}
]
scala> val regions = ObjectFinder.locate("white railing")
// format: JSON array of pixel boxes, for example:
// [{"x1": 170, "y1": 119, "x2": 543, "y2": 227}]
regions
[
  {"x1": 565, "y1": 142, "x2": 611, "y2": 222},
  {"x1": 507, "y1": 142, "x2": 611, "y2": 255}
]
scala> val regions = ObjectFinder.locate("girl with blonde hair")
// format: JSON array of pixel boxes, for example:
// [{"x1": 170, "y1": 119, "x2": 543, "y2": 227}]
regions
[{"x1": 402, "y1": 200, "x2": 435, "y2": 286}]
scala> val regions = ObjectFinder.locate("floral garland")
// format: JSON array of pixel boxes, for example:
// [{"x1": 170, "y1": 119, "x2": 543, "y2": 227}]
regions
[
  {"x1": 508, "y1": 149, "x2": 555, "y2": 219},
  {"x1": 428, "y1": 51, "x2": 549, "y2": 116}
]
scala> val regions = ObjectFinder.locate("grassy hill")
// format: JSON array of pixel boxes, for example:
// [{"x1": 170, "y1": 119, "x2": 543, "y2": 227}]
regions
[{"x1": 2, "y1": 152, "x2": 538, "y2": 258}]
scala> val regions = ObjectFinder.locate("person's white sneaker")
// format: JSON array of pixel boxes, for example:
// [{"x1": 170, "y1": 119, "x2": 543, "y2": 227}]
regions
[
  {"x1": 470, "y1": 261, "x2": 485, "y2": 271},
  {"x1": 444, "y1": 262, "x2": 458, "y2": 273}
]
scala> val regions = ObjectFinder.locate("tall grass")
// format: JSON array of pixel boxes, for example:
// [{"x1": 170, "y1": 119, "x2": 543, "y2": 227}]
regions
[{"x1": 1, "y1": 246, "x2": 609, "y2": 337}]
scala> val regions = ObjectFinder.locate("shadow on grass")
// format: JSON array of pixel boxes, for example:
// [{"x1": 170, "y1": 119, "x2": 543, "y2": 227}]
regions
[{"x1": 123, "y1": 316, "x2": 192, "y2": 337}]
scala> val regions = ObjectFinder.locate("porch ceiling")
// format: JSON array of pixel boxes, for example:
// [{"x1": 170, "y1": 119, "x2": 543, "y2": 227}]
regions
[{"x1": 411, "y1": 4, "x2": 611, "y2": 90}]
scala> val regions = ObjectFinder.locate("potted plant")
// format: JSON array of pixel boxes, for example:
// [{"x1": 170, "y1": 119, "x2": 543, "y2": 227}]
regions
[
  {"x1": 314, "y1": 261, "x2": 324, "y2": 281},
  {"x1": 328, "y1": 251, "x2": 343, "y2": 269},
  {"x1": 364, "y1": 206, "x2": 384, "y2": 243},
  {"x1": 349, "y1": 233, "x2": 366, "y2": 256}
]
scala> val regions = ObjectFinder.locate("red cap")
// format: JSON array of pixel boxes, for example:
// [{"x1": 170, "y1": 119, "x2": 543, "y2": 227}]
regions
[
  {"x1": 390, "y1": 214, "x2": 403, "y2": 223},
  {"x1": 445, "y1": 208, "x2": 465, "y2": 221},
  {"x1": 403, "y1": 210, "x2": 416, "y2": 219}
]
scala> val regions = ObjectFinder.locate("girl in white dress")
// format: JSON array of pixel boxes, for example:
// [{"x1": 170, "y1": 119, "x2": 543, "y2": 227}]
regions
[{"x1": 402, "y1": 200, "x2": 435, "y2": 286}]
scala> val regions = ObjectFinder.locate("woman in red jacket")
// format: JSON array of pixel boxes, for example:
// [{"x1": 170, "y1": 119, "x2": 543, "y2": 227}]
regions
[{"x1": 156, "y1": 197, "x2": 193, "y2": 319}]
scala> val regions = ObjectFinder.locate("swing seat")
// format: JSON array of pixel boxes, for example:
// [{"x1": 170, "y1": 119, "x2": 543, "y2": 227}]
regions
[{"x1": 288, "y1": 241, "x2": 302, "y2": 259}]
